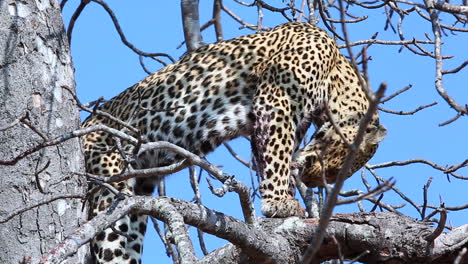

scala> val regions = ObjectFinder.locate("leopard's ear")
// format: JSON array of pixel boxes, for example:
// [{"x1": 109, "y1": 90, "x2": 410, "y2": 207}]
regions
[{"x1": 365, "y1": 124, "x2": 387, "y2": 145}]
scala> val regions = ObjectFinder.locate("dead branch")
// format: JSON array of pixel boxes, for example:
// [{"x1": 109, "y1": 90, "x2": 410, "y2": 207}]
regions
[
  {"x1": 424, "y1": 0, "x2": 468, "y2": 118},
  {"x1": 223, "y1": 142, "x2": 256, "y2": 170},
  {"x1": 368, "y1": 158, "x2": 468, "y2": 180},
  {"x1": 378, "y1": 101, "x2": 438, "y2": 115},
  {"x1": 336, "y1": 179, "x2": 395, "y2": 205},
  {"x1": 0, "y1": 124, "x2": 138, "y2": 166},
  {"x1": 41, "y1": 196, "x2": 468, "y2": 264},
  {"x1": 181, "y1": 0, "x2": 204, "y2": 51},
  {"x1": 87, "y1": 0, "x2": 175, "y2": 64},
  {"x1": 137, "y1": 141, "x2": 256, "y2": 224}
]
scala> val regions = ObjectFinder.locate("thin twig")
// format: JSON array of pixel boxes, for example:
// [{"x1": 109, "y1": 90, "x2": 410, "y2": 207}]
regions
[
  {"x1": 378, "y1": 102, "x2": 438, "y2": 115},
  {"x1": 421, "y1": 177, "x2": 433, "y2": 219},
  {"x1": 380, "y1": 84, "x2": 412, "y2": 103},
  {"x1": 90, "y1": 0, "x2": 175, "y2": 63}
]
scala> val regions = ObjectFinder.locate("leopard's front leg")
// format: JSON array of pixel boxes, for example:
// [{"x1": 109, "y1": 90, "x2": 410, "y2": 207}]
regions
[{"x1": 251, "y1": 56, "x2": 308, "y2": 218}]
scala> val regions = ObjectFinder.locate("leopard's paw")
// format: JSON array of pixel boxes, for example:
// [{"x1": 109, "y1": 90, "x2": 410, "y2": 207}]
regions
[{"x1": 261, "y1": 197, "x2": 305, "y2": 218}]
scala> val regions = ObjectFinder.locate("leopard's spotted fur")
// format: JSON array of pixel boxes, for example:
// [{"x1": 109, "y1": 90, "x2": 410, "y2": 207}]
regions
[{"x1": 83, "y1": 22, "x2": 385, "y2": 263}]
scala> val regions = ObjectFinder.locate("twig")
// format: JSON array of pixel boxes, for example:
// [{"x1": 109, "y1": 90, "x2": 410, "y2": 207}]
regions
[
  {"x1": 223, "y1": 142, "x2": 256, "y2": 170},
  {"x1": 442, "y1": 60, "x2": 468, "y2": 75},
  {"x1": 331, "y1": 235, "x2": 344, "y2": 264},
  {"x1": 213, "y1": 0, "x2": 223, "y2": 41},
  {"x1": 221, "y1": 4, "x2": 269, "y2": 31},
  {"x1": 370, "y1": 194, "x2": 385, "y2": 212},
  {"x1": 157, "y1": 201, "x2": 198, "y2": 263},
  {"x1": 138, "y1": 142, "x2": 256, "y2": 224},
  {"x1": 337, "y1": 179, "x2": 394, "y2": 205},
  {"x1": 66, "y1": 0, "x2": 90, "y2": 44},
  {"x1": 90, "y1": 0, "x2": 175, "y2": 63},
  {"x1": 421, "y1": 177, "x2": 433, "y2": 219},
  {"x1": 378, "y1": 102, "x2": 438, "y2": 115},
  {"x1": 78, "y1": 159, "x2": 190, "y2": 183},
  {"x1": 348, "y1": 250, "x2": 370, "y2": 264},
  {"x1": 380, "y1": 84, "x2": 412, "y2": 103},
  {"x1": 369, "y1": 158, "x2": 468, "y2": 180},
  {"x1": 424, "y1": 0, "x2": 468, "y2": 117},
  {"x1": 0, "y1": 124, "x2": 138, "y2": 166},
  {"x1": 150, "y1": 216, "x2": 178, "y2": 260},
  {"x1": 439, "y1": 112, "x2": 463, "y2": 126},
  {"x1": 0, "y1": 111, "x2": 27, "y2": 131},
  {"x1": 62, "y1": 85, "x2": 139, "y2": 134},
  {"x1": 366, "y1": 166, "x2": 422, "y2": 214}
]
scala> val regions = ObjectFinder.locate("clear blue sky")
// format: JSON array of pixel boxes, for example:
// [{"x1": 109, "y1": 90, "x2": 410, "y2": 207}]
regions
[{"x1": 62, "y1": 1, "x2": 467, "y2": 262}]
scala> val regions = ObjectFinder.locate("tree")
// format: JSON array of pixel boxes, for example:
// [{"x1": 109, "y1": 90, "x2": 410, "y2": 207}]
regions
[
  {"x1": 1, "y1": 0, "x2": 467, "y2": 263},
  {"x1": 0, "y1": 0, "x2": 89, "y2": 263}
]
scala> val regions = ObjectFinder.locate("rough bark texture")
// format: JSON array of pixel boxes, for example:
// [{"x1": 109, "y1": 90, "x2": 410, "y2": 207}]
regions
[
  {"x1": 181, "y1": 0, "x2": 204, "y2": 51},
  {"x1": 45, "y1": 196, "x2": 468, "y2": 264},
  {"x1": 0, "y1": 0, "x2": 89, "y2": 263}
]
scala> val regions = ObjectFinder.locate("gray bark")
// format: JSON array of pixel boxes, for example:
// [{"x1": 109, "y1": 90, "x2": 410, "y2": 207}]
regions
[
  {"x1": 181, "y1": 0, "x2": 204, "y2": 51},
  {"x1": 0, "y1": 0, "x2": 89, "y2": 263},
  {"x1": 46, "y1": 196, "x2": 468, "y2": 264}
]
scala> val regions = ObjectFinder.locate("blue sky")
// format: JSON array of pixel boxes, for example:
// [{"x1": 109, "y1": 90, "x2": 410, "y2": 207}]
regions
[{"x1": 62, "y1": 1, "x2": 467, "y2": 262}]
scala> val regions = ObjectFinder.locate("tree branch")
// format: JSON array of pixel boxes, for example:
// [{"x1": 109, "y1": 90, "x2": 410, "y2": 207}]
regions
[{"x1": 42, "y1": 197, "x2": 468, "y2": 264}]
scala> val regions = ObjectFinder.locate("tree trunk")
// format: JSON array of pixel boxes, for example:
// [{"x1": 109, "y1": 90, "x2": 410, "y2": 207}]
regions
[{"x1": 0, "y1": 0, "x2": 89, "y2": 263}]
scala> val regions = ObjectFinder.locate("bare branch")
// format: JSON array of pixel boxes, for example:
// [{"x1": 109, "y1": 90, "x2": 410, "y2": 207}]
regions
[
  {"x1": 221, "y1": 4, "x2": 269, "y2": 31},
  {"x1": 380, "y1": 84, "x2": 412, "y2": 103},
  {"x1": 421, "y1": 177, "x2": 433, "y2": 219},
  {"x1": 337, "y1": 179, "x2": 395, "y2": 205},
  {"x1": 90, "y1": 0, "x2": 175, "y2": 63},
  {"x1": 223, "y1": 142, "x2": 256, "y2": 170},
  {"x1": 66, "y1": 0, "x2": 89, "y2": 44},
  {"x1": 369, "y1": 158, "x2": 468, "y2": 180},
  {"x1": 137, "y1": 142, "x2": 256, "y2": 223},
  {"x1": 423, "y1": 0, "x2": 468, "y2": 117},
  {"x1": 0, "y1": 124, "x2": 138, "y2": 166},
  {"x1": 378, "y1": 102, "x2": 438, "y2": 115},
  {"x1": 213, "y1": 0, "x2": 223, "y2": 41},
  {"x1": 181, "y1": 0, "x2": 204, "y2": 51},
  {"x1": 425, "y1": 207, "x2": 447, "y2": 243},
  {"x1": 442, "y1": 60, "x2": 468, "y2": 75}
]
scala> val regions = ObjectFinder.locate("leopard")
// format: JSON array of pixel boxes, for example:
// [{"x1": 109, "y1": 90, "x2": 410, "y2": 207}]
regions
[{"x1": 82, "y1": 22, "x2": 385, "y2": 264}]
